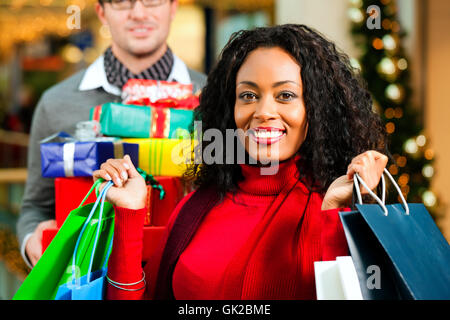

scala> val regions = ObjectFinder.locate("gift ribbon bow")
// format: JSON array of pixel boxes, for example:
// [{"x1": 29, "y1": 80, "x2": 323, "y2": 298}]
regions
[
  {"x1": 137, "y1": 167, "x2": 165, "y2": 200},
  {"x1": 93, "y1": 169, "x2": 165, "y2": 201}
]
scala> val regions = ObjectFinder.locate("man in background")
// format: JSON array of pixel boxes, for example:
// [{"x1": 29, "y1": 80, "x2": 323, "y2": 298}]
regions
[{"x1": 17, "y1": 0, "x2": 206, "y2": 267}]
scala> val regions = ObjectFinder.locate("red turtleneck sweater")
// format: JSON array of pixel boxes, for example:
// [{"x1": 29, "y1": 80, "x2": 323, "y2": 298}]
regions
[{"x1": 106, "y1": 158, "x2": 349, "y2": 300}]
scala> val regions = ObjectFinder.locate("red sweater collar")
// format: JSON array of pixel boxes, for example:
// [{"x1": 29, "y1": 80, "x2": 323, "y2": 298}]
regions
[{"x1": 237, "y1": 156, "x2": 300, "y2": 196}]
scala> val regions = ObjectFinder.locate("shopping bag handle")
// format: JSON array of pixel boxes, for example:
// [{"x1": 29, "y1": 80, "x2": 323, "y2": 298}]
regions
[
  {"x1": 71, "y1": 180, "x2": 114, "y2": 285},
  {"x1": 79, "y1": 169, "x2": 165, "y2": 206},
  {"x1": 78, "y1": 178, "x2": 104, "y2": 208},
  {"x1": 354, "y1": 168, "x2": 409, "y2": 216},
  {"x1": 86, "y1": 180, "x2": 114, "y2": 283},
  {"x1": 354, "y1": 171, "x2": 386, "y2": 206},
  {"x1": 71, "y1": 183, "x2": 104, "y2": 285}
]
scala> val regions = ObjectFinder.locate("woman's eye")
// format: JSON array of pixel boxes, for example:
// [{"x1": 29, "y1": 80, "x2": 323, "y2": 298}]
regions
[
  {"x1": 239, "y1": 92, "x2": 257, "y2": 101},
  {"x1": 277, "y1": 91, "x2": 297, "y2": 101}
]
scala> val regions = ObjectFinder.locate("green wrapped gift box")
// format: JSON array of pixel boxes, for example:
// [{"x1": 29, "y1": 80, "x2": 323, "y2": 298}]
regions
[{"x1": 90, "y1": 102, "x2": 194, "y2": 139}]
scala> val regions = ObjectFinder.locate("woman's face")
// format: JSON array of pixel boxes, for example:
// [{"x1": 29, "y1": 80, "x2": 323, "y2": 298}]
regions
[{"x1": 234, "y1": 46, "x2": 308, "y2": 164}]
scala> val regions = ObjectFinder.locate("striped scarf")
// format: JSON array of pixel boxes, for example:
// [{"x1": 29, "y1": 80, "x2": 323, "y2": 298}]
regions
[{"x1": 103, "y1": 46, "x2": 174, "y2": 89}]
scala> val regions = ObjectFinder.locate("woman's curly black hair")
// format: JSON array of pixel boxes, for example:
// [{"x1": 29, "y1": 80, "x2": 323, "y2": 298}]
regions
[{"x1": 185, "y1": 24, "x2": 388, "y2": 199}]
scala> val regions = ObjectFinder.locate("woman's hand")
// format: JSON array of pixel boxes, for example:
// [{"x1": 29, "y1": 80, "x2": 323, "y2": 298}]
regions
[
  {"x1": 321, "y1": 150, "x2": 388, "y2": 210},
  {"x1": 93, "y1": 155, "x2": 147, "y2": 210}
]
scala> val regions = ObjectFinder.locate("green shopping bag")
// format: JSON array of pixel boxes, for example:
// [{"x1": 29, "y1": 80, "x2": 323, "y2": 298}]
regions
[
  {"x1": 54, "y1": 181, "x2": 114, "y2": 300},
  {"x1": 13, "y1": 180, "x2": 114, "y2": 300}
]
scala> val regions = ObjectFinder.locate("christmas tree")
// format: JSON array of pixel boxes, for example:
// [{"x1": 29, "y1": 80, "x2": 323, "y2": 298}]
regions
[{"x1": 348, "y1": 0, "x2": 440, "y2": 217}]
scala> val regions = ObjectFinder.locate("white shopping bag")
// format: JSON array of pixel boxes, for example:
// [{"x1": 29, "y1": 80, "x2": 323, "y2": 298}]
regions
[{"x1": 314, "y1": 256, "x2": 363, "y2": 300}]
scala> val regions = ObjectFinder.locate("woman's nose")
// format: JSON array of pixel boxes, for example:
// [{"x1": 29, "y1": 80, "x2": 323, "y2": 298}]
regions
[{"x1": 254, "y1": 96, "x2": 278, "y2": 121}]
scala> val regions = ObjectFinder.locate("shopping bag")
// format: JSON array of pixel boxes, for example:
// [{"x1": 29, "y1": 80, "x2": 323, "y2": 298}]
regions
[
  {"x1": 339, "y1": 210, "x2": 403, "y2": 299},
  {"x1": 55, "y1": 181, "x2": 114, "y2": 300},
  {"x1": 13, "y1": 179, "x2": 109, "y2": 300},
  {"x1": 339, "y1": 168, "x2": 450, "y2": 300},
  {"x1": 314, "y1": 256, "x2": 363, "y2": 300}
]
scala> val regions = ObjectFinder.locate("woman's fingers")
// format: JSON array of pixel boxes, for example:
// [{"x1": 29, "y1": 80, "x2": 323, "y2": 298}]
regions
[
  {"x1": 93, "y1": 169, "x2": 112, "y2": 182},
  {"x1": 347, "y1": 163, "x2": 370, "y2": 194},
  {"x1": 322, "y1": 151, "x2": 388, "y2": 210},
  {"x1": 91, "y1": 156, "x2": 146, "y2": 209},
  {"x1": 123, "y1": 154, "x2": 140, "y2": 178},
  {"x1": 107, "y1": 158, "x2": 129, "y2": 182},
  {"x1": 347, "y1": 150, "x2": 389, "y2": 194},
  {"x1": 99, "y1": 163, "x2": 121, "y2": 187},
  {"x1": 347, "y1": 151, "x2": 387, "y2": 176},
  {"x1": 95, "y1": 156, "x2": 138, "y2": 188},
  {"x1": 101, "y1": 158, "x2": 132, "y2": 187}
]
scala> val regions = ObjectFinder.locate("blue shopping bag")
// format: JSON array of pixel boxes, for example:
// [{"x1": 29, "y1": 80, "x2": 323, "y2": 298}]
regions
[
  {"x1": 339, "y1": 169, "x2": 450, "y2": 300},
  {"x1": 55, "y1": 268, "x2": 109, "y2": 300},
  {"x1": 55, "y1": 181, "x2": 114, "y2": 300}
]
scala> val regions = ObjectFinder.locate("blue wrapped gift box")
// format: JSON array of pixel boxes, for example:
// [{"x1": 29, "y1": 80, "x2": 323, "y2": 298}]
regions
[{"x1": 40, "y1": 132, "x2": 139, "y2": 178}]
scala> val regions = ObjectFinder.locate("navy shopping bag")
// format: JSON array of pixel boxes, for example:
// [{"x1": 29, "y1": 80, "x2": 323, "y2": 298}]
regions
[
  {"x1": 55, "y1": 181, "x2": 114, "y2": 300},
  {"x1": 339, "y1": 169, "x2": 450, "y2": 300}
]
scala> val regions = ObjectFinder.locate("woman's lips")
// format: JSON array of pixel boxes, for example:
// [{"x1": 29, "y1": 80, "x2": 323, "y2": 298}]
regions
[{"x1": 248, "y1": 127, "x2": 286, "y2": 145}]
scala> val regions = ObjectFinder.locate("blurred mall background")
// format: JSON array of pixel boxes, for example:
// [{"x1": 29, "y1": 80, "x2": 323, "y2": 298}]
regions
[{"x1": 0, "y1": 0, "x2": 449, "y2": 299}]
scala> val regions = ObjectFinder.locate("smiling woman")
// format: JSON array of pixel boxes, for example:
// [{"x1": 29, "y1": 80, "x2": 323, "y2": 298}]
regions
[
  {"x1": 96, "y1": 24, "x2": 390, "y2": 300},
  {"x1": 234, "y1": 47, "x2": 308, "y2": 164}
]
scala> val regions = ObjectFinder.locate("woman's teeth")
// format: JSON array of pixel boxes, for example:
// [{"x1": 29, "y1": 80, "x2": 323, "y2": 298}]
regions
[{"x1": 252, "y1": 131, "x2": 284, "y2": 138}]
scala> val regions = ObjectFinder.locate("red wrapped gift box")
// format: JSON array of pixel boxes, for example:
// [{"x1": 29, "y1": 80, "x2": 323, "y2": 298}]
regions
[
  {"x1": 54, "y1": 177, "x2": 97, "y2": 228},
  {"x1": 41, "y1": 227, "x2": 59, "y2": 254},
  {"x1": 55, "y1": 176, "x2": 186, "y2": 227}
]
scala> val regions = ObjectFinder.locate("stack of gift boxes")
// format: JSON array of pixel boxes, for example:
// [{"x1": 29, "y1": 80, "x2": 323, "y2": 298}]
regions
[{"x1": 41, "y1": 80, "x2": 198, "y2": 262}]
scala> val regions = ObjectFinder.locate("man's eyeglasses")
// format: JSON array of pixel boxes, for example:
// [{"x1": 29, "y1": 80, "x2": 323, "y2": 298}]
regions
[{"x1": 103, "y1": 0, "x2": 169, "y2": 10}]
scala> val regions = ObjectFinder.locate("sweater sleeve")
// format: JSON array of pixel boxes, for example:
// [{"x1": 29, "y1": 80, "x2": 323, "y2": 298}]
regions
[
  {"x1": 106, "y1": 206, "x2": 146, "y2": 300},
  {"x1": 106, "y1": 191, "x2": 196, "y2": 300},
  {"x1": 17, "y1": 94, "x2": 56, "y2": 267}
]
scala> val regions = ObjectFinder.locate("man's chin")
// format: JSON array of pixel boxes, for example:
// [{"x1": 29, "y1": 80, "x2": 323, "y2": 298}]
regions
[
  {"x1": 126, "y1": 46, "x2": 159, "y2": 58},
  {"x1": 123, "y1": 37, "x2": 157, "y2": 54}
]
